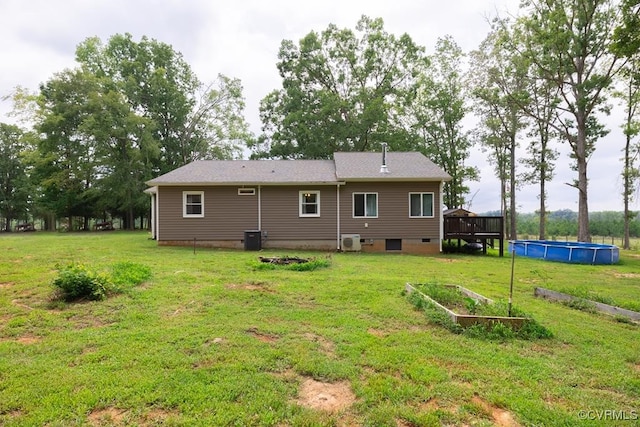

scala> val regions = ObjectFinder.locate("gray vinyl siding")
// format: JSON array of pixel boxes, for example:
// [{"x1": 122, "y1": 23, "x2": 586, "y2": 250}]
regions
[
  {"x1": 157, "y1": 186, "x2": 259, "y2": 241},
  {"x1": 261, "y1": 186, "x2": 338, "y2": 240},
  {"x1": 339, "y1": 182, "x2": 441, "y2": 239}
]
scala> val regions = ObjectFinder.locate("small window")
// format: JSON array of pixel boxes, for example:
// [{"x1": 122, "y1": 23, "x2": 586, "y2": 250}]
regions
[
  {"x1": 238, "y1": 188, "x2": 256, "y2": 196},
  {"x1": 385, "y1": 239, "x2": 402, "y2": 251},
  {"x1": 183, "y1": 191, "x2": 204, "y2": 218},
  {"x1": 409, "y1": 193, "x2": 434, "y2": 218},
  {"x1": 299, "y1": 191, "x2": 320, "y2": 217},
  {"x1": 353, "y1": 193, "x2": 378, "y2": 218}
]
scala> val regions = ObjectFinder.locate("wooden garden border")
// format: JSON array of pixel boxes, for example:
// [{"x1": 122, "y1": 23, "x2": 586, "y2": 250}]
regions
[
  {"x1": 534, "y1": 287, "x2": 640, "y2": 322},
  {"x1": 405, "y1": 283, "x2": 529, "y2": 329}
]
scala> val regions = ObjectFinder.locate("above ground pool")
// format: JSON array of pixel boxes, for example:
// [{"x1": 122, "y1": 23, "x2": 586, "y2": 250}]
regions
[{"x1": 509, "y1": 240, "x2": 619, "y2": 265}]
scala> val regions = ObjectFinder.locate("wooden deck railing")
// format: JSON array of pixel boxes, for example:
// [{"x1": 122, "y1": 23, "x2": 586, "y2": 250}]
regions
[{"x1": 444, "y1": 216, "x2": 504, "y2": 238}]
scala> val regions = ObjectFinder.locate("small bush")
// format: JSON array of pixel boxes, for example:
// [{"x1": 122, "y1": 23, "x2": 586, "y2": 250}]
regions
[
  {"x1": 51, "y1": 261, "x2": 151, "y2": 302},
  {"x1": 52, "y1": 264, "x2": 110, "y2": 301}
]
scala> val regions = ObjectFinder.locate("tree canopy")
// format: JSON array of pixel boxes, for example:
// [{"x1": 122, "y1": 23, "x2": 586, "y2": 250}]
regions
[{"x1": 251, "y1": 16, "x2": 428, "y2": 159}]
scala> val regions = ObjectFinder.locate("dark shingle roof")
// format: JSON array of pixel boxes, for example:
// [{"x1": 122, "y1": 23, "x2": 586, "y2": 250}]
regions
[{"x1": 146, "y1": 152, "x2": 450, "y2": 186}]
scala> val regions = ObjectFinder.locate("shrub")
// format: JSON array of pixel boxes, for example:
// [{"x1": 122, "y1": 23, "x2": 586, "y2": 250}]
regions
[{"x1": 52, "y1": 264, "x2": 111, "y2": 302}]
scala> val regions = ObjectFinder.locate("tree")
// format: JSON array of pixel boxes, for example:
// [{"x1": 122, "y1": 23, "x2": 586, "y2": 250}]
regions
[
  {"x1": 518, "y1": 66, "x2": 560, "y2": 240},
  {"x1": 611, "y1": 0, "x2": 640, "y2": 250},
  {"x1": 613, "y1": 56, "x2": 640, "y2": 249},
  {"x1": 611, "y1": 0, "x2": 640, "y2": 57},
  {"x1": 412, "y1": 36, "x2": 478, "y2": 209},
  {"x1": 76, "y1": 33, "x2": 249, "y2": 173},
  {"x1": 252, "y1": 16, "x2": 428, "y2": 159},
  {"x1": 34, "y1": 69, "x2": 102, "y2": 230},
  {"x1": 0, "y1": 124, "x2": 30, "y2": 231},
  {"x1": 74, "y1": 34, "x2": 250, "y2": 228},
  {"x1": 470, "y1": 26, "x2": 529, "y2": 239},
  {"x1": 516, "y1": 0, "x2": 622, "y2": 242}
]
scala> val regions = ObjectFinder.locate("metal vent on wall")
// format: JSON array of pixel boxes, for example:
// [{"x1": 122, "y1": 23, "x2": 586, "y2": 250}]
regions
[{"x1": 341, "y1": 234, "x2": 361, "y2": 252}]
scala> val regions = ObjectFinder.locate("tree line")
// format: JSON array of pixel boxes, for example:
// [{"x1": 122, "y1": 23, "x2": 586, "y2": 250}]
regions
[
  {"x1": 1, "y1": 1, "x2": 639, "y2": 248},
  {"x1": 485, "y1": 209, "x2": 640, "y2": 239}
]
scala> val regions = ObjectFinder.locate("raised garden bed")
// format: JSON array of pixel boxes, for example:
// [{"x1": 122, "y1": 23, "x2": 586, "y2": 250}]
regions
[
  {"x1": 405, "y1": 283, "x2": 528, "y2": 329},
  {"x1": 534, "y1": 287, "x2": 640, "y2": 323},
  {"x1": 405, "y1": 283, "x2": 552, "y2": 339}
]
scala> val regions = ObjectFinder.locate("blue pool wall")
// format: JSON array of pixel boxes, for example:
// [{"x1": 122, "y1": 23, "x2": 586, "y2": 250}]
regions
[{"x1": 509, "y1": 240, "x2": 620, "y2": 265}]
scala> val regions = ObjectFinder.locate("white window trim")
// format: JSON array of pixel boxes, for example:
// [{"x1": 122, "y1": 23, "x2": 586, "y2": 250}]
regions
[
  {"x1": 238, "y1": 188, "x2": 256, "y2": 196},
  {"x1": 353, "y1": 192, "x2": 378, "y2": 218},
  {"x1": 183, "y1": 191, "x2": 204, "y2": 218},
  {"x1": 409, "y1": 192, "x2": 435, "y2": 218},
  {"x1": 299, "y1": 190, "x2": 320, "y2": 217}
]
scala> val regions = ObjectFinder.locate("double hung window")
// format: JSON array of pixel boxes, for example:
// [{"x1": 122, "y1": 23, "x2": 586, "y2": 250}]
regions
[
  {"x1": 183, "y1": 191, "x2": 204, "y2": 218},
  {"x1": 353, "y1": 193, "x2": 378, "y2": 218},
  {"x1": 409, "y1": 192, "x2": 434, "y2": 217}
]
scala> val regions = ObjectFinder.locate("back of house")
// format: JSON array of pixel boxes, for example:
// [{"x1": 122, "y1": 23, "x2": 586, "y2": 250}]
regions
[{"x1": 145, "y1": 151, "x2": 451, "y2": 254}]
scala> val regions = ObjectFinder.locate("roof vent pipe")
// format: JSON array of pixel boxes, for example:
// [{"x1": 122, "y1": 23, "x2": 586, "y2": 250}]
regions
[{"x1": 380, "y1": 143, "x2": 389, "y2": 174}]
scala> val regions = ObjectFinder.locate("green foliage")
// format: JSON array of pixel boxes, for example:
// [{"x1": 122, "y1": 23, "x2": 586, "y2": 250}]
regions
[
  {"x1": 0, "y1": 123, "x2": 31, "y2": 231},
  {"x1": 51, "y1": 261, "x2": 151, "y2": 301},
  {"x1": 51, "y1": 263, "x2": 110, "y2": 301},
  {"x1": 252, "y1": 15, "x2": 428, "y2": 159},
  {"x1": 515, "y1": 0, "x2": 621, "y2": 242},
  {"x1": 412, "y1": 35, "x2": 478, "y2": 208},
  {"x1": 28, "y1": 33, "x2": 251, "y2": 230},
  {"x1": 110, "y1": 261, "x2": 152, "y2": 287}
]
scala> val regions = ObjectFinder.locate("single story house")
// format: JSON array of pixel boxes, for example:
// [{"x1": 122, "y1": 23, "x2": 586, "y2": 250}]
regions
[{"x1": 145, "y1": 150, "x2": 451, "y2": 254}]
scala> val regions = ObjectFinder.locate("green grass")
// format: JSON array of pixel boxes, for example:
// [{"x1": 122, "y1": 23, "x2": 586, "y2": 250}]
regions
[{"x1": 1, "y1": 232, "x2": 639, "y2": 426}]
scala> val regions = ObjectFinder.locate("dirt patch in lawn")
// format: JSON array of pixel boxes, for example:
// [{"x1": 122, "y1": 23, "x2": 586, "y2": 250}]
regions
[
  {"x1": 613, "y1": 272, "x2": 640, "y2": 279},
  {"x1": 87, "y1": 407, "x2": 128, "y2": 426},
  {"x1": 471, "y1": 395, "x2": 520, "y2": 427},
  {"x1": 367, "y1": 328, "x2": 388, "y2": 338},
  {"x1": 141, "y1": 407, "x2": 175, "y2": 424},
  {"x1": 246, "y1": 326, "x2": 279, "y2": 343},
  {"x1": 226, "y1": 281, "x2": 275, "y2": 292},
  {"x1": 0, "y1": 282, "x2": 14, "y2": 288},
  {"x1": 11, "y1": 299, "x2": 34, "y2": 310},
  {"x1": 14, "y1": 335, "x2": 41, "y2": 345},
  {"x1": 303, "y1": 332, "x2": 336, "y2": 357},
  {"x1": 296, "y1": 378, "x2": 356, "y2": 413}
]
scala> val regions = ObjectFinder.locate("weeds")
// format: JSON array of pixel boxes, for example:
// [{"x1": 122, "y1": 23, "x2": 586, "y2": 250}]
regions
[{"x1": 51, "y1": 261, "x2": 151, "y2": 302}]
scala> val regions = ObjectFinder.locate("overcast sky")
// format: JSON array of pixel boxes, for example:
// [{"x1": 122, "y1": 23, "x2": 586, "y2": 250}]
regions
[{"x1": 0, "y1": 0, "x2": 632, "y2": 213}]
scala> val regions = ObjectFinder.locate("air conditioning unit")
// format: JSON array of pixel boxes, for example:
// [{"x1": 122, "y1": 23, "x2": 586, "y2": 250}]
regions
[{"x1": 341, "y1": 234, "x2": 361, "y2": 252}]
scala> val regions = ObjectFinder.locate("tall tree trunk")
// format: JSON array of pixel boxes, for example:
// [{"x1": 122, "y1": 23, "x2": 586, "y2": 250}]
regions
[
  {"x1": 576, "y1": 124, "x2": 590, "y2": 242},
  {"x1": 623, "y1": 132, "x2": 632, "y2": 250},
  {"x1": 539, "y1": 174, "x2": 546, "y2": 241},
  {"x1": 501, "y1": 179, "x2": 508, "y2": 239},
  {"x1": 509, "y1": 137, "x2": 517, "y2": 240}
]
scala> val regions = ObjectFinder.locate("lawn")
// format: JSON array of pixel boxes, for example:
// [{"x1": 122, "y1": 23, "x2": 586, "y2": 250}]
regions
[{"x1": 1, "y1": 232, "x2": 639, "y2": 426}]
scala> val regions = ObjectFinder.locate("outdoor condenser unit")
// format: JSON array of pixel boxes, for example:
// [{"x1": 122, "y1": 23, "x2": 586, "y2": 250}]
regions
[{"x1": 341, "y1": 234, "x2": 361, "y2": 252}]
